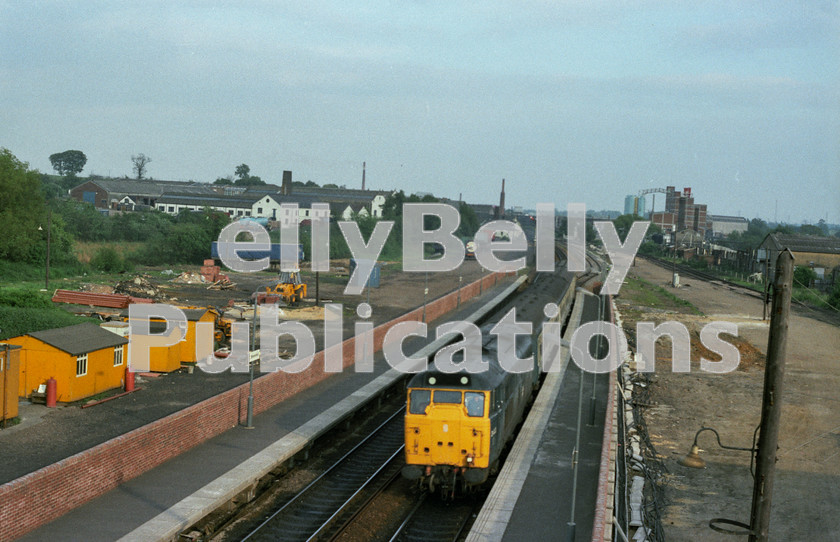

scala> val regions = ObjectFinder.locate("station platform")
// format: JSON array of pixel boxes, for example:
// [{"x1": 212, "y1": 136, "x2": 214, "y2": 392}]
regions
[
  {"x1": 14, "y1": 278, "x2": 525, "y2": 542},
  {"x1": 469, "y1": 292, "x2": 610, "y2": 541}
]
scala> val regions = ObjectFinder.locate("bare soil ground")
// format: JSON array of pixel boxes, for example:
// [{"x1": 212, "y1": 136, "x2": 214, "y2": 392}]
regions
[{"x1": 617, "y1": 259, "x2": 840, "y2": 541}]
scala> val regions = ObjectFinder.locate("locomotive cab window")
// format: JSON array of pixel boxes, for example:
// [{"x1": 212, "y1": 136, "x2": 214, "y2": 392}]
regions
[
  {"x1": 433, "y1": 390, "x2": 462, "y2": 404},
  {"x1": 465, "y1": 392, "x2": 485, "y2": 417},
  {"x1": 409, "y1": 389, "x2": 431, "y2": 414}
]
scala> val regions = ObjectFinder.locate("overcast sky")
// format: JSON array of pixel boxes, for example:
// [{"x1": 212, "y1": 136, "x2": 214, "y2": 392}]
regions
[{"x1": 2, "y1": 2, "x2": 838, "y2": 223}]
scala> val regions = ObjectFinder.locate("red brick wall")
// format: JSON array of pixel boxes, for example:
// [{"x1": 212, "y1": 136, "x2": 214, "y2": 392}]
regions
[
  {"x1": 0, "y1": 271, "x2": 513, "y2": 541},
  {"x1": 69, "y1": 181, "x2": 108, "y2": 209}
]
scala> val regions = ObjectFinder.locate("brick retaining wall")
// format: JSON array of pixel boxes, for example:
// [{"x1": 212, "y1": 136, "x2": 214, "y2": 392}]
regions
[{"x1": 0, "y1": 271, "x2": 511, "y2": 541}]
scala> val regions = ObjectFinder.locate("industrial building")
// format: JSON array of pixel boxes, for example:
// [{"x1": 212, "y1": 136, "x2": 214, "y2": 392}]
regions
[
  {"x1": 69, "y1": 178, "x2": 215, "y2": 211},
  {"x1": 623, "y1": 194, "x2": 646, "y2": 216},
  {"x1": 650, "y1": 186, "x2": 709, "y2": 237},
  {"x1": 708, "y1": 215, "x2": 749, "y2": 238},
  {"x1": 71, "y1": 170, "x2": 392, "y2": 222}
]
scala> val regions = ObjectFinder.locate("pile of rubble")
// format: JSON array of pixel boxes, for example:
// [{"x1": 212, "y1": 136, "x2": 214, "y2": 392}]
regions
[
  {"x1": 170, "y1": 271, "x2": 207, "y2": 284},
  {"x1": 114, "y1": 276, "x2": 164, "y2": 300},
  {"x1": 78, "y1": 283, "x2": 116, "y2": 294}
]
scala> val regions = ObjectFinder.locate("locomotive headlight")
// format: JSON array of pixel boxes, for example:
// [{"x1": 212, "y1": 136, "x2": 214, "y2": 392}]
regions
[{"x1": 466, "y1": 453, "x2": 474, "y2": 464}]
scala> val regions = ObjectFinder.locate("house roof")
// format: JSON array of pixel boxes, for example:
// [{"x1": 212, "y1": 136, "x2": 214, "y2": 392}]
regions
[
  {"x1": 760, "y1": 233, "x2": 840, "y2": 255},
  {"x1": 708, "y1": 215, "x2": 748, "y2": 224},
  {"x1": 182, "y1": 308, "x2": 213, "y2": 321},
  {"x1": 27, "y1": 323, "x2": 128, "y2": 356},
  {"x1": 156, "y1": 192, "x2": 264, "y2": 208},
  {"x1": 286, "y1": 186, "x2": 392, "y2": 199},
  {"x1": 76, "y1": 179, "x2": 212, "y2": 199}
]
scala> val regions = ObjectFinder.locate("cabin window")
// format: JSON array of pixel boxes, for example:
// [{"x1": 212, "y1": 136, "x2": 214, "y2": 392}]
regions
[
  {"x1": 114, "y1": 345, "x2": 124, "y2": 366},
  {"x1": 465, "y1": 392, "x2": 485, "y2": 417},
  {"x1": 409, "y1": 389, "x2": 431, "y2": 414},
  {"x1": 76, "y1": 353, "x2": 88, "y2": 376},
  {"x1": 433, "y1": 390, "x2": 462, "y2": 404}
]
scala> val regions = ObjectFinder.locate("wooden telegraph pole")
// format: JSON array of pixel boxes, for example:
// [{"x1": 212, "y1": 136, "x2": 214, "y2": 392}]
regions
[{"x1": 749, "y1": 249, "x2": 794, "y2": 541}]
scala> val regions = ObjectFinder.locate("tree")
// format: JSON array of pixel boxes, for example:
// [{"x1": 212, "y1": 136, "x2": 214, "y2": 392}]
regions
[
  {"x1": 214, "y1": 176, "x2": 233, "y2": 185},
  {"x1": 235, "y1": 163, "x2": 250, "y2": 180},
  {"x1": 49, "y1": 150, "x2": 86, "y2": 177},
  {"x1": 793, "y1": 266, "x2": 817, "y2": 288},
  {"x1": 234, "y1": 175, "x2": 265, "y2": 186},
  {"x1": 613, "y1": 213, "x2": 645, "y2": 242},
  {"x1": 230, "y1": 163, "x2": 266, "y2": 186},
  {"x1": 817, "y1": 219, "x2": 828, "y2": 235},
  {"x1": 0, "y1": 149, "x2": 49, "y2": 262},
  {"x1": 457, "y1": 202, "x2": 480, "y2": 238},
  {"x1": 799, "y1": 224, "x2": 823, "y2": 236},
  {"x1": 131, "y1": 153, "x2": 151, "y2": 179}
]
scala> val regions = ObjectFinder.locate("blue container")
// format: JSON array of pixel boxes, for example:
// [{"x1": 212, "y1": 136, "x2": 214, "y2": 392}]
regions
[{"x1": 349, "y1": 259, "x2": 381, "y2": 288}]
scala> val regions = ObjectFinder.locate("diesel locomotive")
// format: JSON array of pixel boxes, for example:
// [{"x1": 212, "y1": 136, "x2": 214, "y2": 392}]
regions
[{"x1": 401, "y1": 325, "x2": 540, "y2": 497}]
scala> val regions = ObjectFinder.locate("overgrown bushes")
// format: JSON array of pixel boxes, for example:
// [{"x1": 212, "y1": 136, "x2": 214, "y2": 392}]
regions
[
  {"x1": 0, "y1": 287, "x2": 52, "y2": 308},
  {"x1": 89, "y1": 247, "x2": 132, "y2": 273},
  {"x1": 0, "y1": 306, "x2": 99, "y2": 340}
]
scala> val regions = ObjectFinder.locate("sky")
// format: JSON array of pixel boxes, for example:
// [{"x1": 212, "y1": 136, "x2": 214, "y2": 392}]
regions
[{"x1": 2, "y1": 1, "x2": 838, "y2": 223}]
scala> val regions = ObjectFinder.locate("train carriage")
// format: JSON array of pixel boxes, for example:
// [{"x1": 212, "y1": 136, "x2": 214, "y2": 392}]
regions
[{"x1": 402, "y1": 326, "x2": 539, "y2": 498}]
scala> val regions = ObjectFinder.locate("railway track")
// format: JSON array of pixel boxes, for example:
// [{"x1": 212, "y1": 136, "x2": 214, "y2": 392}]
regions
[
  {"x1": 241, "y1": 408, "x2": 406, "y2": 542},
  {"x1": 388, "y1": 494, "x2": 480, "y2": 542},
  {"x1": 578, "y1": 251, "x2": 605, "y2": 287},
  {"x1": 641, "y1": 254, "x2": 765, "y2": 300}
]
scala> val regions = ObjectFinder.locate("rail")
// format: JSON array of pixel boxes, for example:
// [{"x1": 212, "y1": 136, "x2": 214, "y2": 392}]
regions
[{"x1": 241, "y1": 407, "x2": 405, "y2": 541}]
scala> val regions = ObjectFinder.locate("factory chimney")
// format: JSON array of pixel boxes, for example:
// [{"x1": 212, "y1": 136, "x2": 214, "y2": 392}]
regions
[
  {"x1": 499, "y1": 178, "x2": 506, "y2": 218},
  {"x1": 362, "y1": 162, "x2": 366, "y2": 191},
  {"x1": 282, "y1": 170, "x2": 292, "y2": 195}
]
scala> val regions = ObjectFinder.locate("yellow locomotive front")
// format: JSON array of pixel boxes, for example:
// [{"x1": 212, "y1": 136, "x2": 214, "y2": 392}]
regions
[{"x1": 402, "y1": 376, "x2": 492, "y2": 496}]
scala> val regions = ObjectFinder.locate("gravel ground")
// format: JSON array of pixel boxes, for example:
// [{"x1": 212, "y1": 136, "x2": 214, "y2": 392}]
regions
[
  {"x1": 618, "y1": 259, "x2": 840, "y2": 541},
  {"x1": 0, "y1": 261, "x2": 491, "y2": 483}
]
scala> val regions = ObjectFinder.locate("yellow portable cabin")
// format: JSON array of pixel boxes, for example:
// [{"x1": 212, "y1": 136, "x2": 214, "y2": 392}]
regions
[
  {"x1": 7, "y1": 323, "x2": 129, "y2": 403},
  {"x1": 0, "y1": 344, "x2": 21, "y2": 421},
  {"x1": 102, "y1": 321, "x2": 182, "y2": 373},
  {"x1": 180, "y1": 308, "x2": 217, "y2": 363},
  {"x1": 122, "y1": 307, "x2": 216, "y2": 368}
]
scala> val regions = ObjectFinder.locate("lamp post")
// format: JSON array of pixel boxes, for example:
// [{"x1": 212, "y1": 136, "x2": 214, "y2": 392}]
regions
[
  {"x1": 678, "y1": 426, "x2": 759, "y2": 472},
  {"x1": 677, "y1": 249, "x2": 794, "y2": 541},
  {"x1": 38, "y1": 210, "x2": 51, "y2": 291},
  {"x1": 588, "y1": 290, "x2": 604, "y2": 426},
  {"x1": 677, "y1": 425, "x2": 760, "y2": 536},
  {"x1": 422, "y1": 271, "x2": 428, "y2": 322},
  {"x1": 567, "y1": 341, "x2": 586, "y2": 542},
  {"x1": 246, "y1": 290, "x2": 258, "y2": 429}
]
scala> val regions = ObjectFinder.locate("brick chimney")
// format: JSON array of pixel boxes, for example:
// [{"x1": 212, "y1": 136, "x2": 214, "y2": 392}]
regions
[
  {"x1": 499, "y1": 178, "x2": 506, "y2": 218},
  {"x1": 282, "y1": 170, "x2": 292, "y2": 195}
]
